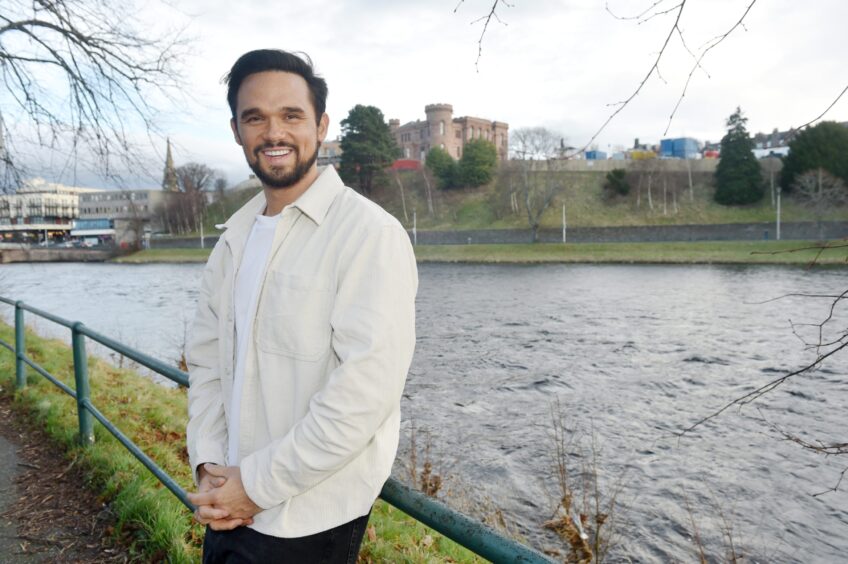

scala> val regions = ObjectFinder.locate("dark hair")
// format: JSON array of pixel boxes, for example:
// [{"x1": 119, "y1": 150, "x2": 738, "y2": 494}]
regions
[{"x1": 224, "y1": 49, "x2": 328, "y2": 124}]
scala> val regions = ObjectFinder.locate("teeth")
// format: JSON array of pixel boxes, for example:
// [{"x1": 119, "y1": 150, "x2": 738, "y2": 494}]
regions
[{"x1": 265, "y1": 149, "x2": 291, "y2": 157}]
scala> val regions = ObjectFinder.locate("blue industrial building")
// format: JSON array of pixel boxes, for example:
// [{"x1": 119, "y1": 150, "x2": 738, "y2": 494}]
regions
[{"x1": 659, "y1": 137, "x2": 700, "y2": 159}]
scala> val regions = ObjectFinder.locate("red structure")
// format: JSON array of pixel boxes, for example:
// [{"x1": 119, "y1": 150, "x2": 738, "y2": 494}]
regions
[{"x1": 390, "y1": 159, "x2": 422, "y2": 171}]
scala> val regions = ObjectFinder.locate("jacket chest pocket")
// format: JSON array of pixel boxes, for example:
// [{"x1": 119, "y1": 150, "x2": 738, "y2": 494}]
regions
[{"x1": 255, "y1": 272, "x2": 333, "y2": 362}]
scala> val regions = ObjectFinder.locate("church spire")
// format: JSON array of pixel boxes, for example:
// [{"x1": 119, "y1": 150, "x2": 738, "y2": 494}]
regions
[{"x1": 162, "y1": 137, "x2": 178, "y2": 192}]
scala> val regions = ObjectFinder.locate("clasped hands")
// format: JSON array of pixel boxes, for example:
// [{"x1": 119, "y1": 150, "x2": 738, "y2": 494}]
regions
[{"x1": 188, "y1": 463, "x2": 262, "y2": 531}]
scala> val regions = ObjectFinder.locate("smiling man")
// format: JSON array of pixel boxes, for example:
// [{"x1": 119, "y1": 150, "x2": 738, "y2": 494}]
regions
[{"x1": 185, "y1": 49, "x2": 418, "y2": 563}]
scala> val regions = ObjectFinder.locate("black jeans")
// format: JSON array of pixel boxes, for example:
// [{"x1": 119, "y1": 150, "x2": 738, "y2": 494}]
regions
[{"x1": 202, "y1": 512, "x2": 371, "y2": 564}]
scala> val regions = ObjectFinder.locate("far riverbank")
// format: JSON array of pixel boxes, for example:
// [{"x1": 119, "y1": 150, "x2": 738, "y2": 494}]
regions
[{"x1": 115, "y1": 240, "x2": 847, "y2": 266}]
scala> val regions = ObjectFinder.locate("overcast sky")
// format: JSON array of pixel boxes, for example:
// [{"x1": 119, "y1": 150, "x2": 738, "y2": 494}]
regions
[{"x1": 24, "y1": 0, "x2": 848, "y2": 189}]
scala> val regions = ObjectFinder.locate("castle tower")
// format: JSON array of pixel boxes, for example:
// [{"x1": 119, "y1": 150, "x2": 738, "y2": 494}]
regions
[
  {"x1": 425, "y1": 103, "x2": 454, "y2": 158},
  {"x1": 162, "y1": 138, "x2": 178, "y2": 192}
]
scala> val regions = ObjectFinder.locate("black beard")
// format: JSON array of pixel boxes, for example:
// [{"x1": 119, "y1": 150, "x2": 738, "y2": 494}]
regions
[{"x1": 249, "y1": 141, "x2": 321, "y2": 189}]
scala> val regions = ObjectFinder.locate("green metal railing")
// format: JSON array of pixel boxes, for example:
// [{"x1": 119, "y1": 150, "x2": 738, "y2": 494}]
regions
[{"x1": 0, "y1": 296, "x2": 552, "y2": 563}]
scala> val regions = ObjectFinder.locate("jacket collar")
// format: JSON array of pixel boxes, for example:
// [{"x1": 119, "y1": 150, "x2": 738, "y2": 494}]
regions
[
  {"x1": 219, "y1": 166, "x2": 345, "y2": 263},
  {"x1": 289, "y1": 165, "x2": 345, "y2": 226}
]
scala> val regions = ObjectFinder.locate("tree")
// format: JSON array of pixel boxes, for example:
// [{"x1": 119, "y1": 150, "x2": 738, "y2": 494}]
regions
[
  {"x1": 425, "y1": 147, "x2": 458, "y2": 189},
  {"x1": 714, "y1": 107, "x2": 763, "y2": 205},
  {"x1": 504, "y1": 127, "x2": 566, "y2": 242},
  {"x1": 793, "y1": 168, "x2": 848, "y2": 239},
  {"x1": 458, "y1": 139, "x2": 497, "y2": 187},
  {"x1": 0, "y1": 0, "x2": 189, "y2": 191},
  {"x1": 176, "y1": 162, "x2": 217, "y2": 194},
  {"x1": 339, "y1": 105, "x2": 400, "y2": 195},
  {"x1": 780, "y1": 122, "x2": 848, "y2": 192},
  {"x1": 603, "y1": 168, "x2": 630, "y2": 200},
  {"x1": 156, "y1": 162, "x2": 221, "y2": 234}
]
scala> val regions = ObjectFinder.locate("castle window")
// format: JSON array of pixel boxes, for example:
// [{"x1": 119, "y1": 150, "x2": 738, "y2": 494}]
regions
[{"x1": 440, "y1": 121, "x2": 445, "y2": 136}]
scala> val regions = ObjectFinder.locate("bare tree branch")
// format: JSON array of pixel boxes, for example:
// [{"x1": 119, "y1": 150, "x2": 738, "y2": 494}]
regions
[
  {"x1": 796, "y1": 84, "x2": 848, "y2": 131},
  {"x1": 755, "y1": 411, "x2": 848, "y2": 496},
  {"x1": 663, "y1": 0, "x2": 757, "y2": 135},
  {"x1": 0, "y1": 0, "x2": 191, "y2": 191},
  {"x1": 454, "y1": 0, "x2": 511, "y2": 71},
  {"x1": 678, "y1": 339, "x2": 847, "y2": 436}
]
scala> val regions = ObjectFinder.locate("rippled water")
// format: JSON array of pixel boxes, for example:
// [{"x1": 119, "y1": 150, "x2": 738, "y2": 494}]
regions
[{"x1": 1, "y1": 262, "x2": 846, "y2": 562}]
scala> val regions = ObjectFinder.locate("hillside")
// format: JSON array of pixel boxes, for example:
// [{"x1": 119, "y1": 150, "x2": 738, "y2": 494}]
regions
[
  {"x1": 371, "y1": 166, "x2": 845, "y2": 231},
  {"x1": 201, "y1": 164, "x2": 846, "y2": 234}
]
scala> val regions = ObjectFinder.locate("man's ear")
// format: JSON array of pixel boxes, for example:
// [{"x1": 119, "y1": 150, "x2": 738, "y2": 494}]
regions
[
  {"x1": 230, "y1": 118, "x2": 242, "y2": 146},
  {"x1": 317, "y1": 113, "x2": 329, "y2": 143}
]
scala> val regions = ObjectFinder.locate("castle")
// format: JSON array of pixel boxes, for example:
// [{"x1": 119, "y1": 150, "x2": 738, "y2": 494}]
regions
[{"x1": 389, "y1": 104, "x2": 508, "y2": 162}]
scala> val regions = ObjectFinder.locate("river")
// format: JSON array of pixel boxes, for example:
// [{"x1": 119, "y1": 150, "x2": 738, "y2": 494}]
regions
[{"x1": 1, "y1": 262, "x2": 845, "y2": 562}]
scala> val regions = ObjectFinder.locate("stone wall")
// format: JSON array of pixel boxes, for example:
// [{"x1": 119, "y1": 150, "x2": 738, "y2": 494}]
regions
[
  {"x1": 410, "y1": 222, "x2": 848, "y2": 245},
  {"x1": 149, "y1": 222, "x2": 848, "y2": 249},
  {"x1": 0, "y1": 248, "x2": 120, "y2": 263}
]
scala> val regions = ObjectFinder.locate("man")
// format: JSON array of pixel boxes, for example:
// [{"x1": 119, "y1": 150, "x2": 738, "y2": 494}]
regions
[{"x1": 185, "y1": 49, "x2": 417, "y2": 563}]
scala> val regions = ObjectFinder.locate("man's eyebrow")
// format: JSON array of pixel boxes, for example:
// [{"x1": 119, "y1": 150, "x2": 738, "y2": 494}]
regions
[
  {"x1": 239, "y1": 106, "x2": 306, "y2": 120},
  {"x1": 239, "y1": 107, "x2": 262, "y2": 120}
]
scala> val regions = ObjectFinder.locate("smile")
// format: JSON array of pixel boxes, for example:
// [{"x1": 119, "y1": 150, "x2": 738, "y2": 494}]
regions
[{"x1": 263, "y1": 148, "x2": 293, "y2": 157}]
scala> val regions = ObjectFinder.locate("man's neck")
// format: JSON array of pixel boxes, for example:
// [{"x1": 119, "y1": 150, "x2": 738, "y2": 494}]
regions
[{"x1": 262, "y1": 166, "x2": 320, "y2": 216}]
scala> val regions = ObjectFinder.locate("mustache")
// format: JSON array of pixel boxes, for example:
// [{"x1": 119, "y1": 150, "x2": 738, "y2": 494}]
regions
[{"x1": 254, "y1": 143, "x2": 297, "y2": 157}]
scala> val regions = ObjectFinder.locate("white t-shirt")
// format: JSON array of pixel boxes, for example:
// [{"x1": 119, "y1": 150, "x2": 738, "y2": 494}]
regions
[{"x1": 228, "y1": 211, "x2": 281, "y2": 465}]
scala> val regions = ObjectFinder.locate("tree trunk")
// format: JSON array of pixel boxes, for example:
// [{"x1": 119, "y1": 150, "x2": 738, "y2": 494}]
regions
[
  {"x1": 647, "y1": 174, "x2": 654, "y2": 210},
  {"x1": 770, "y1": 168, "x2": 775, "y2": 207},
  {"x1": 686, "y1": 158, "x2": 694, "y2": 202},
  {"x1": 420, "y1": 170, "x2": 435, "y2": 216},
  {"x1": 394, "y1": 171, "x2": 409, "y2": 222}
]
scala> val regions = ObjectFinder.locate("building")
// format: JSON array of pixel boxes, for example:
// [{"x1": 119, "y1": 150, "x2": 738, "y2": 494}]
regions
[
  {"x1": 76, "y1": 189, "x2": 171, "y2": 246},
  {"x1": 0, "y1": 178, "x2": 100, "y2": 244},
  {"x1": 389, "y1": 104, "x2": 508, "y2": 162},
  {"x1": 317, "y1": 138, "x2": 342, "y2": 167},
  {"x1": 659, "y1": 137, "x2": 701, "y2": 159}
]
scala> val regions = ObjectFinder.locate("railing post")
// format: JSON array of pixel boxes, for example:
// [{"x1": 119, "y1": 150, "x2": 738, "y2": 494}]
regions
[
  {"x1": 14, "y1": 301, "x2": 26, "y2": 389},
  {"x1": 71, "y1": 322, "x2": 95, "y2": 446}
]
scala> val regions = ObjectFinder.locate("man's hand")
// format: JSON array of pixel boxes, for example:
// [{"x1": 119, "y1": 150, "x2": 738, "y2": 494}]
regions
[{"x1": 188, "y1": 463, "x2": 262, "y2": 531}]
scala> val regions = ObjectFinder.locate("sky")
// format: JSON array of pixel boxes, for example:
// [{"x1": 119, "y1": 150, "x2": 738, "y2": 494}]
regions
[{"x1": 12, "y1": 0, "x2": 848, "y2": 189}]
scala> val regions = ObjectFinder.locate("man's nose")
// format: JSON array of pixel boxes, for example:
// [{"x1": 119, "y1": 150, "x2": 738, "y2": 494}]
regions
[{"x1": 264, "y1": 116, "x2": 290, "y2": 142}]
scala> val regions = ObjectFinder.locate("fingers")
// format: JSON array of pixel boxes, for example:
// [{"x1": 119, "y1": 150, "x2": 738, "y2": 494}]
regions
[
  {"x1": 210, "y1": 476, "x2": 226, "y2": 488},
  {"x1": 208, "y1": 517, "x2": 254, "y2": 531},
  {"x1": 193, "y1": 504, "x2": 230, "y2": 524},
  {"x1": 204, "y1": 463, "x2": 229, "y2": 477},
  {"x1": 187, "y1": 491, "x2": 216, "y2": 507}
]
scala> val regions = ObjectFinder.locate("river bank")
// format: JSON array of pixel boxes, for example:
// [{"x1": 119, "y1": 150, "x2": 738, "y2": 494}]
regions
[
  {"x1": 115, "y1": 240, "x2": 848, "y2": 266},
  {"x1": 0, "y1": 322, "x2": 484, "y2": 563}
]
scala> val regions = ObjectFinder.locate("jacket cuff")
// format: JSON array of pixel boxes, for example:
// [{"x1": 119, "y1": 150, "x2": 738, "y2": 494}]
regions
[
  {"x1": 240, "y1": 449, "x2": 293, "y2": 510},
  {"x1": 189, "y1": 439, "x2": 227, "y2": 485}
]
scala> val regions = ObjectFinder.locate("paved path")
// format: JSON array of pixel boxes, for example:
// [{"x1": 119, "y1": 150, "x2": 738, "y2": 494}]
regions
[
  {"x1": 0, "y1": 432, "x2": 35, "y2": 562},
  {"x1": 0, "y1": 395, "x2": 126, "y2": 563}
]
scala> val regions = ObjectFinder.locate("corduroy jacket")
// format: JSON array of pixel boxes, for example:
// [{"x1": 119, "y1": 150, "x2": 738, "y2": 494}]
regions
[{"x1": 186, "y1": 166, "x2": 417, "y2": 537}]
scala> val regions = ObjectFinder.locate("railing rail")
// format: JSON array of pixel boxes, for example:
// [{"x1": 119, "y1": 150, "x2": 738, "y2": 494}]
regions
[{"x1": 0, "y1": 296, "x2": 552, "y2": 563}]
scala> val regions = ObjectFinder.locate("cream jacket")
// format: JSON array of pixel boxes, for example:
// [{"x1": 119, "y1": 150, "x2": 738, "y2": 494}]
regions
[{"x1": 186, "y1": 166, "x2": 418, "y2": 537}]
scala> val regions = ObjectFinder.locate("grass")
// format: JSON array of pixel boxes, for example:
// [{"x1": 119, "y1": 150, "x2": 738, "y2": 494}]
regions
[
  {"x1": 0, "y1": 322, "x2": 484, "y2": 562},
  {"x1": 119, "y1": 240, "x2": 848, "y2": 266},
  {"x1": 114, "y1": 248, "x2": 212, "y2": 263},
  {"x1": 370, "y1": 169, "x2": 847, "y2": 231},
  {"x1": 414, "y1": 240, "x2": 848, "y2": 265}
]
